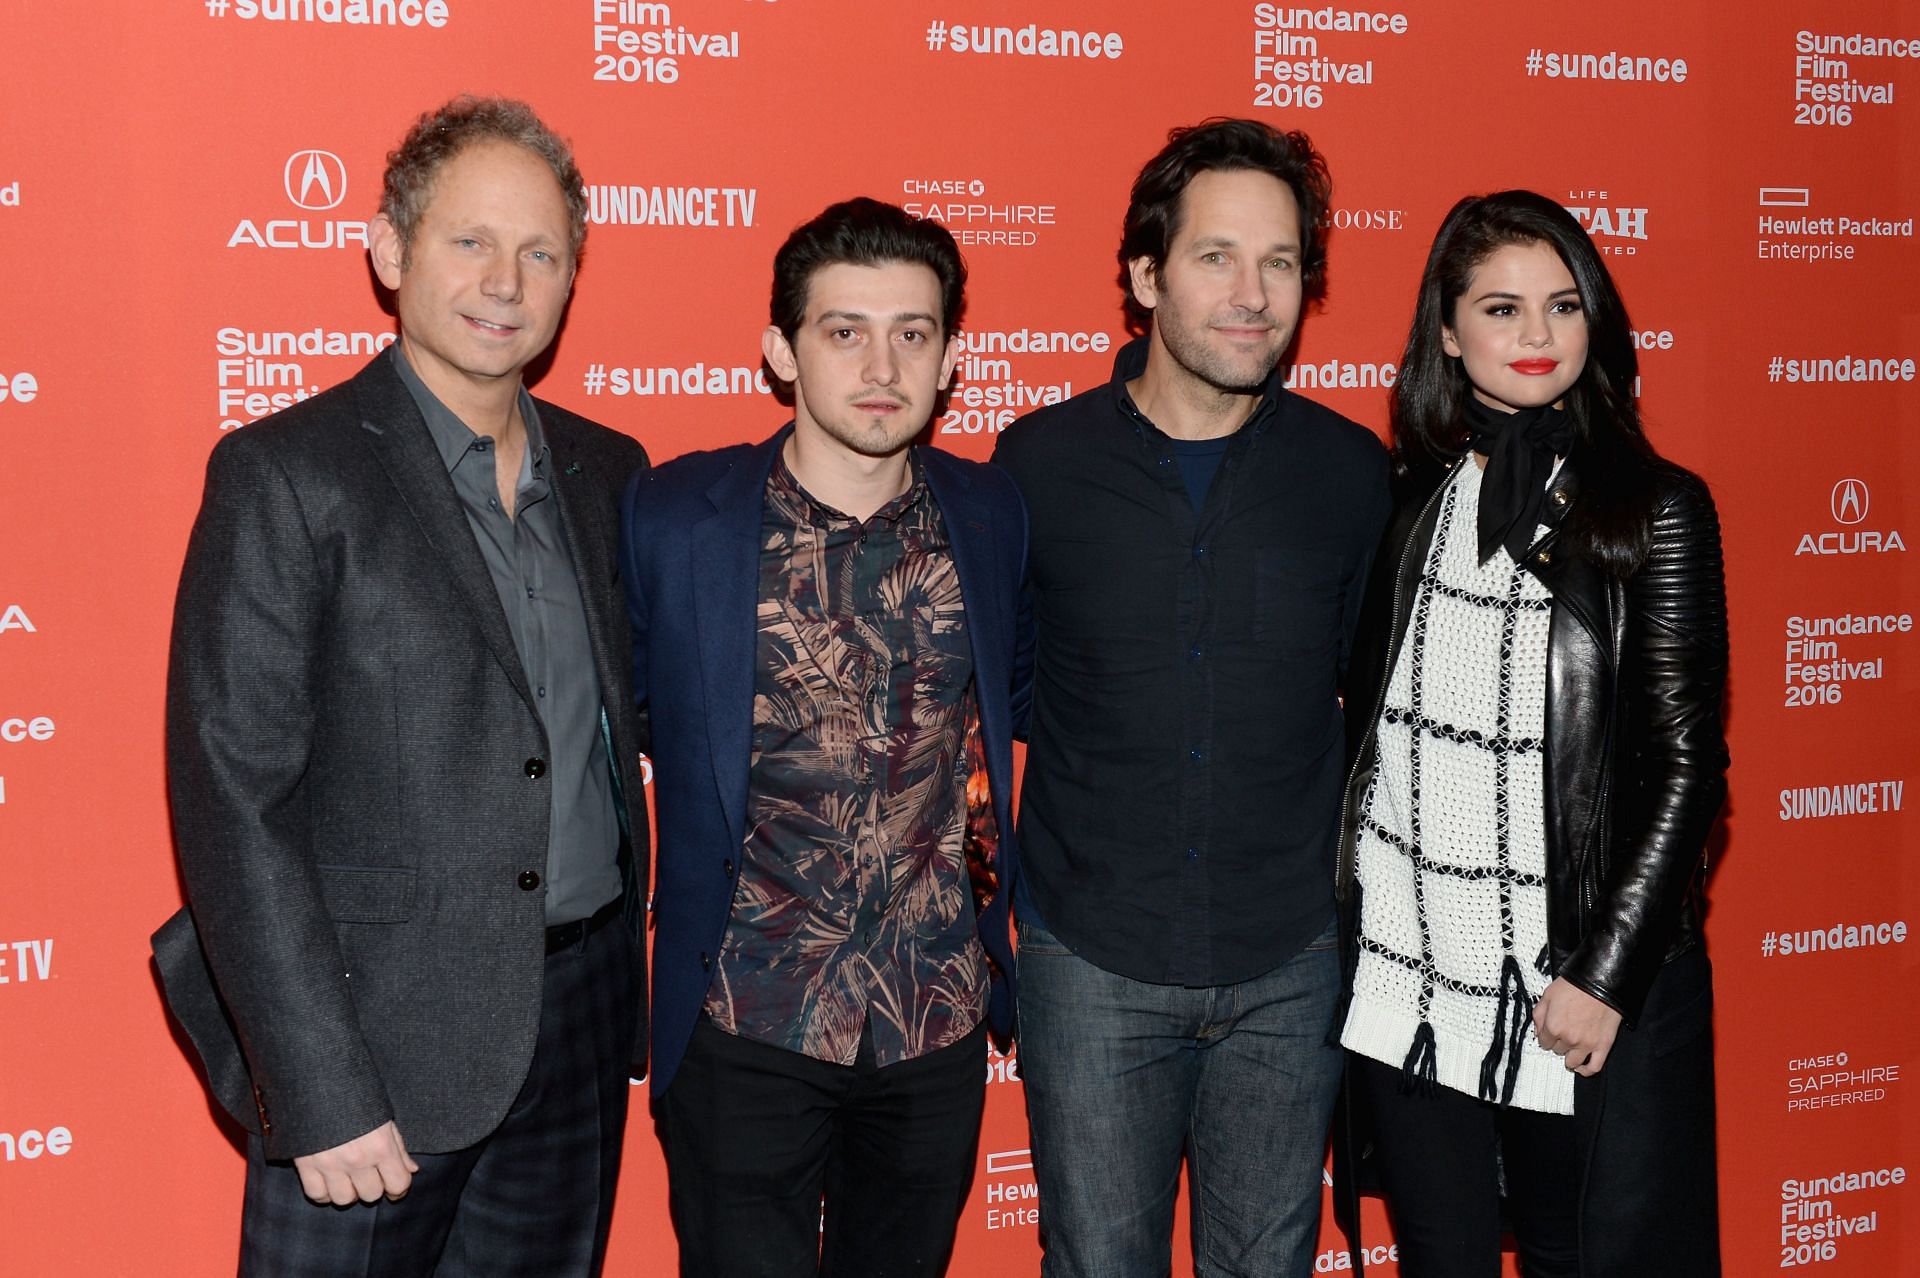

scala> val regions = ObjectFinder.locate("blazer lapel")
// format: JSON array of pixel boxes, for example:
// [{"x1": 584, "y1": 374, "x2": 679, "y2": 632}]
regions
[
  {"x1": 352, "y1": 357, "x2": 539, "y2": 717},
  {"x1": 921, "y1": 450, "x2": 1006, "y2": 919},
  {"x1": 543, "y1": 414, "x2": 642, "y2": 845},
  {"x1": 692, "y1": 431, "x2": 785, "y2": 852},
  {"x1": 921, "y1": 451, "x2": 1002, "y2": 698}
]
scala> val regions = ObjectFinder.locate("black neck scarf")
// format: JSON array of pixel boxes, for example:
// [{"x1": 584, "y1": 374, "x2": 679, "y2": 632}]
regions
[{"x1": 1464, "y1": 397, "x2": 1572, "y2": 565}]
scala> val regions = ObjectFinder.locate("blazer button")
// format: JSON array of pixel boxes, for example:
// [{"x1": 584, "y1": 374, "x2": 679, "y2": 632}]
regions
[
  {"x1": 723, "y1": 859, "x2": 735, "y2": 878},
  {"x1": 700, "y1": 952, "x2": 711, "y2": 971},
  {"x1": 1535, "y1": 550, "x2": 1552, "y2": 565},
  {"x1": 525, "y1": 756, "x2": 547, "y2": 779},
  {"x1": 1551, "y1": 489, "x2": 1570, "y2": 507},
  {"x1": 518, "y1": 870, "x2": 541, "y2": 891}
]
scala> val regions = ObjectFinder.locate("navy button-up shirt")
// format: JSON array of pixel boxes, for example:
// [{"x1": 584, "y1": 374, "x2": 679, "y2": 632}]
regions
[{"x1": 993, "y1": 339, "x2": 1391, "y2": 987}]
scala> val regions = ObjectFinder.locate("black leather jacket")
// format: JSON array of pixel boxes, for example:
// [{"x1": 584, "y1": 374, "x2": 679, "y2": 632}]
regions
[{"x1": 1337, "y1": 453, "x2": 1728, "y2": 1024}]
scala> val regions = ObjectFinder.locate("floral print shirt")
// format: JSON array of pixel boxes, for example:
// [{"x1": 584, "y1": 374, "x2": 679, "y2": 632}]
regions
[{"x1": 702, "y1": 450, "x2": 988, "y2": 1066}]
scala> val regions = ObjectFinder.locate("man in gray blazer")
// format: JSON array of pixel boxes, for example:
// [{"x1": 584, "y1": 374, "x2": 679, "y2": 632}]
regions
[{"x1": 152, "y1": 96, "x2": 649, "y2": 1277}]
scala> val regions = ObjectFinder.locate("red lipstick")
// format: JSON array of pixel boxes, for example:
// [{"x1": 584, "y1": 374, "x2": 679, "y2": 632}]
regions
[{"x1": 1509, "y1": 359, "x2": 1558, "y2": 375}]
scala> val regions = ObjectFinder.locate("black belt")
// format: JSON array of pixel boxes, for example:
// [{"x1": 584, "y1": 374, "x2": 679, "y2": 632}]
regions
[{"x1": 544, "y1": 896, "x2": 623, "y2": 955}]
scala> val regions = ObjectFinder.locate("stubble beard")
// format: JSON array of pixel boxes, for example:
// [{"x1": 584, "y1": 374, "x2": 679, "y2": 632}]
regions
[
  {"x1": 1156, "y1": 305, "x2": 1289, "y2": 396},
  {"x1": 818, "y1": 404, "x2": 926, "y2": 459}
]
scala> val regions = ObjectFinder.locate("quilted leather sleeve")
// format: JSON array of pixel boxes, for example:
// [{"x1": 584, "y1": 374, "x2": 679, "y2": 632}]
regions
[{"x1": 1560, "y1": 470, "x2": 1730, "y2": 1022}]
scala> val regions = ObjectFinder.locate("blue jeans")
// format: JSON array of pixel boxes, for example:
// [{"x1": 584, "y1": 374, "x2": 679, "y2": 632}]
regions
[{"x1": 1016, "y1": 918, "x2": 1343, "y2": 1278}]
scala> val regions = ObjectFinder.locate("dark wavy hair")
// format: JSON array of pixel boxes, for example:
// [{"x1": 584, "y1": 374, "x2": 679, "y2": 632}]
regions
[
  {"x1": 770, "y1": 198, "x2": 967, "y2": 341},
  {"x1": 381, "y1": 96, "x2": 588, "y2": 266},
  {"x1": 1117, "y1": 118, "x2": 1332, "y2": 334},
  {"x1": 1391, "y1": 190, "x2": 1659, "y2": 574}
]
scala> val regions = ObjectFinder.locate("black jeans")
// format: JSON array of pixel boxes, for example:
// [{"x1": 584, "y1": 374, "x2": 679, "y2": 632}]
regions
[
  {"x1": 662, "y1": 1015, "x2": 987, "y2": 1277},
  {"x1": 1354, "y1": 1055, "x2": 1580, "y2": 1278}
]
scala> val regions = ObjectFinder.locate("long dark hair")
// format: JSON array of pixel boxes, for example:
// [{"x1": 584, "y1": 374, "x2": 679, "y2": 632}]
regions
[{"x1": 1391, "y1": 191, "x2": 1658, "y2": 575}]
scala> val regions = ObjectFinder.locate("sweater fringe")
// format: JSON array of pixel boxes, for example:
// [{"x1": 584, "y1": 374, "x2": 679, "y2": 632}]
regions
[
  {"x1": 1479, "y1": 953, "x2": 1536, "y2": 1106},
  {"x1": 1400, "y1": 1019, "x2": 1440, "y2": 1095}
]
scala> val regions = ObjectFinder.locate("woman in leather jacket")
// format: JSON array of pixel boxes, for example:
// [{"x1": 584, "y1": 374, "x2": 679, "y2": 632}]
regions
[{"x1": 1334, "y1": 192, "x2": 1727, "y2": 1276}]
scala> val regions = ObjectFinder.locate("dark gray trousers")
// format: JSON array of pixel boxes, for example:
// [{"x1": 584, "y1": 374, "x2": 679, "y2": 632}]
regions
[{"x1": 238, "y1": 919, "x2": 639, "y2": 1278}]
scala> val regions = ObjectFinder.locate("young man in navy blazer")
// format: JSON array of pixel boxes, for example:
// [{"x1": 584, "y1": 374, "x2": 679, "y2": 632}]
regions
[{"x1": 619, "y1": 198, "x2": 1026, "y2": 1275}]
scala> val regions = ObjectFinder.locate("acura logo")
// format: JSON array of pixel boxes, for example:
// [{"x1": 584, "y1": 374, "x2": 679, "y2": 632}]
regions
[
  {"x1": 284, "y1": 150, "x2": 347, "y2": 212},
  {"x1": 1831, "y1": 478, "x2": 1869, "y2": 526}
]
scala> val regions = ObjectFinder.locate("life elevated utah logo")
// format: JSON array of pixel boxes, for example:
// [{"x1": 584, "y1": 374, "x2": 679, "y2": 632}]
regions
[
  {"x1": 1563, "y1": 188, "x2": 1646, "y2": 256},
  {"x1": 1796, "y1": 478, "x2": 1905, "y2": 555},
  {"x1": 229, "y1": 150, "x2": 368, "y2": 250}
]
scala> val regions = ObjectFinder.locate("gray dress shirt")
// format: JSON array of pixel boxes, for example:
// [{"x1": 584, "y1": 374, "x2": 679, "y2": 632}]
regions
[{"x1": 393, "y1": 346, "x2": 621, "y2": 924}]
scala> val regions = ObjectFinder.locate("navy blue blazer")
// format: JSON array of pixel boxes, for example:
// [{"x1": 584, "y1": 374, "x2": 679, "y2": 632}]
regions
[{"x1": 619, "y1": 427, "x2": 1028, "y2": 1095}]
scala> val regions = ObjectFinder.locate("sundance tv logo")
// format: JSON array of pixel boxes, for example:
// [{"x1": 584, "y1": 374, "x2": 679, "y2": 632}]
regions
[
  {"x1": 0, "y1": 938, "x2": 54, "y2": 984},
  {"x1": 230, "y1": 150, "x2": 368, "y2": 250},
  {"x1": 1796, "y1": 477, "x2": 1904, "y2": 556}
]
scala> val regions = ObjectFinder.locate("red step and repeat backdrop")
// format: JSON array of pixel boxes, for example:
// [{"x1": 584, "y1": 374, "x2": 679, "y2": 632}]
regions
[{"x1": 3, "y1": 1, "x2": 1917, "y2": 1273}]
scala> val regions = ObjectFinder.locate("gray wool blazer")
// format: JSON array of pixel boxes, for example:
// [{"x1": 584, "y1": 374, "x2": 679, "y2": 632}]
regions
[{"x1": 152, "y1": 352, "x2": 651, "y2": 1161}]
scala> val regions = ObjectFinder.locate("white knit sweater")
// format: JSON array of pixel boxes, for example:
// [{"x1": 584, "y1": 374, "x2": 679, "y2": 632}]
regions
[{"x1": 1339, "y1": 461, "x2": 1573, "y2": 1115}]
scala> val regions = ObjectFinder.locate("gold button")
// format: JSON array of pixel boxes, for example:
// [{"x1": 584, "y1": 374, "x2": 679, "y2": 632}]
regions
[
  {"x1": 1551, "y1": 489, "x2": 1569, "y2": 506},
  {"x1": 1535, "y1": 550, "x2": 1552, "y2": 565}
]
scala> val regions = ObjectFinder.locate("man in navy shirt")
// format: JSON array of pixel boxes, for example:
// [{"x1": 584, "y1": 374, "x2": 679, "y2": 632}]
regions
[{"x1": 992, "y1": 119, "x2": 1390, "y2": 1277}]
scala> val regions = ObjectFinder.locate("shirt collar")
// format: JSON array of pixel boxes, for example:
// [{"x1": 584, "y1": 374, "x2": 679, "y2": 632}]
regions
[
  {"x1": 766, "y1": 436, "x2": 928, "y2": 528},
  {"x1": 390, "y1": 343, "x2": 547, "y2": 475},
  {"x1": 1107, "y1": 334, "x2": 1284, "y2": 443}
]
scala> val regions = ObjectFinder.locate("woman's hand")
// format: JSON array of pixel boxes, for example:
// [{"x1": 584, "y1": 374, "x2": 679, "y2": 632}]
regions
[{"x1": 1533, "y1": 979, "x2": 1623, "y2": 1076}]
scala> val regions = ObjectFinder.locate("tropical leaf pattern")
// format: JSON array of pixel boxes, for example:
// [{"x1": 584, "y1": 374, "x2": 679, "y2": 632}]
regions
[{"x1": 703, "y1": 457, "x2": 990, "y2": 1067}]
